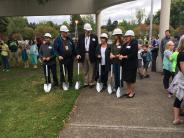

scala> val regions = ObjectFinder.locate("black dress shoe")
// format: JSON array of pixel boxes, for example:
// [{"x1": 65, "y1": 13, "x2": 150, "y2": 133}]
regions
[
  {"x1": 52, "y1": 82, "x2": 58, "y2": 87},
  {"x1": 89, "y1": 85, "x2": 95, "y2": 88},
  {"x1": 144, "y1": 75, "x2": 150, "y2": 78},
  {"x1": 69, "y1": 83, "x2": 73, "y2": 87},
  {"x1": 83, "y1": 84, "x2": 89, "y2": 88},
  {"x1": 102, "y1": 86, "x2": 107, "y2": 91}
]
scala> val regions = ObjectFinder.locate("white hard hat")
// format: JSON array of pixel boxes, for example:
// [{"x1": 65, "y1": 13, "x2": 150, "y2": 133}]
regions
[
  {"x1": 125, "y1": 30, "x2": 135, "y2": 37},
  {"x1": 44, "y1": 33, "x2": 52, "y2": 38},
  {"x1": 84, "y1": 23, "x2": 92, "y2": 31},
  {"x1": 60, "y1": 25, "x2": 69, "y2": 32},
  {"x1": 100, "y1": 33, "x2": 108, "y2": 39},
  {"x1": 112, "y1": 28, "x2": 123, "y2": 35}
]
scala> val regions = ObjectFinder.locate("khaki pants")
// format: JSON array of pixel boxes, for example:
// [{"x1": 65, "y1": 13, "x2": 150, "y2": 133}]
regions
[{"x1": 83, "y1": 53, "x2": 96, "y2": 85}]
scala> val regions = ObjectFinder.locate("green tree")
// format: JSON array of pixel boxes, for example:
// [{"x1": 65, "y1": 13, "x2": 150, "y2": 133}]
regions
[
  {"x1": 175, "y1": 25, "x2": 184, "y2": 36},
  {"x1": 22, "y1": 27, "x2": 34, "y2": 40},
  {"x1": 145, "y1": 0, "x2": 184, "y2": 29},
  {"x1": 7, "y1": 17, "x2": 28, "y2": 36},
  {"x1": 145, "y1": 11, "x2": 160, "y2": 25},
  {"x1": 28, "y1": 22, "x2": 36, "y2": 30},
  {"x1": 112, "y1": 21, "x2": 118, "y2": 29},
  {"x1": 118, "y1": 20, "x2": 137, "y2": 31},
  {"x1": 35, "y1": 22, "x2": 58, "y2": 38},
  {"x1": 106, "y1": 18, "x2": 113, "y2": 32},
  {"x1": 62, "y1": 21, "x2": 69, "y2": 27},
  {"x1": 170, "y1": 0, "x2": 184, "y2": 29},
  {"x1": 82, "y1": 15, "x2": 96, "y2": 33},
  {"x1": 136, "y1": 9, "x2": 145, "y2": 24},
  {"x1": 0, "y1": 17, "x2": 9, "y2": 34},
  {"x1": 101, "y1": 25, "x2": 108, "y2": 34}
]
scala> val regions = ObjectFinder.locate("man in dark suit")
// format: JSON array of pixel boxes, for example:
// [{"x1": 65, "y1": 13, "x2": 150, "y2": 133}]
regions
[{"x1": 76, "y1": 23, "x2": 98, "y2": 87}]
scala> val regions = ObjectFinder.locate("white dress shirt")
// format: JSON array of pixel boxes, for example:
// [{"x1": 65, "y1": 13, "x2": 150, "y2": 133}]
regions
[
  {"x1": 101, "y1": 47, "x2": 106, "y2": 65},
  {"x1": 85, "y1": 36, "x2": 90, "y2": 52}
]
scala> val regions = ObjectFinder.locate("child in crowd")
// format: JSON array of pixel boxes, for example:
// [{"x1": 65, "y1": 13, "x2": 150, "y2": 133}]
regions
[
  {"x1": 163, "y1": 41, "x2": 175, "y2": 98},
  {"x1": 169, "y1": 48, "x2": 179, "y2": 76},
  {"x1": 0, "y1": 40, "x2": 10, "y2": 72},
  {"x1": 21, "y1": 41, "x2": 29, "y2": 68},
  {"x1": 141, "y1": 44, "x2": 152, "y2": 78},
  {"x1": 30, "y1": 40, "x2": 38, "y2": 68}
]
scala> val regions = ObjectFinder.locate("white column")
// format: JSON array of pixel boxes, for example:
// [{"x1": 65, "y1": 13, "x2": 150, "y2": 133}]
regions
[
  {"x1": 96, "y1": 11, "x2": 101, "y2": 43},
  {"x1": 156, "y1": 0, "x2": 171, "y2": 72},
  {"x1": 149, "y1": 0, "x2": 154, "y2": 45}
]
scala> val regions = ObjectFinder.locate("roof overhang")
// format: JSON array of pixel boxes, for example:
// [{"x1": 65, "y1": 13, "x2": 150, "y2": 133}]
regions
[{"x1": 0, "y1": 0, "x2": 134, "y2": 16}]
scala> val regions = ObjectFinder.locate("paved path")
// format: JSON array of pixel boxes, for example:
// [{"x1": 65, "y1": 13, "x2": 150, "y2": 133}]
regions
[{"x1": 59, "y1": 72, "x2": 184, "y2": 138}]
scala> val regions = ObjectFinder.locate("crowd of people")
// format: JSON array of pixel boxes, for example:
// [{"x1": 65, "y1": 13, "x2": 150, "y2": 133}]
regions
[
  {"x1": 160, "y1": 30, "x2": 184, "y2": 125},
  {"x1": 0, "y1": 23, "x2": 184, "y2": 125},
  {"x1": 0, "y1": 38, "x2": 39, "y2": 71}
]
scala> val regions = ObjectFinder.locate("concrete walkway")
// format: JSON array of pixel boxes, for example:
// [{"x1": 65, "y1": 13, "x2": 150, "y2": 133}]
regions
[{"x1": 59, "y1": 72, "x2": 184, "y2": 138}]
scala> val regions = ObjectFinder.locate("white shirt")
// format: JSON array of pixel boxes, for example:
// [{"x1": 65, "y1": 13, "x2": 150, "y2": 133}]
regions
[
  {"x1": 101, "y1": 47, "x2": 106, "y2": 65},
  {"x1": 169, "y1": 71, "x2": 184, "y2": 101},
  {"x1": 85, "y1": 36, "x2": 90, "y2": 52}
]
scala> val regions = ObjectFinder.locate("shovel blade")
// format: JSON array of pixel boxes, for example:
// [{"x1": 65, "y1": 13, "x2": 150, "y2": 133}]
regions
[
  {"x1": 75, "y1": 81, "x2": 80, "y2": 90},
  {"x1": 116, "y1": 87, "x2": 122, "y2": 98},
  {"x1": 63, "y1": 82, "x2": 69, "y2": 91},
  {"x1": 107, "y1": 84, "x2": 113, "y2": 94},
  {"x1": 44, "y1": 83, "x2": 52, "y2": 93},
  {"x1": 96, "y1": 82, "x2": 103, "y2": 93}
]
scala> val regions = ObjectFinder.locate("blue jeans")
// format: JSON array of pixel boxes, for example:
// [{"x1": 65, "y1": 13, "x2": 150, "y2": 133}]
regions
[
  {"x1": 113, "y1": 63, "x2": 123, "y2": 90},
  {"x1": 163, "y1": 69, "x2": 174, "y2": 89},
  {"x1": 1, "y1": 55, "x2": 9, "y2": 70}
]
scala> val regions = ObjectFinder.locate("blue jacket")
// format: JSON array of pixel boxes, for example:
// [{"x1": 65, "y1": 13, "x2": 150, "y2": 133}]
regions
[
  {"x1": 54, "y1": 35, "x2": 76, "y2": 60},
  {"x1": 141, "y1": 50, "x2": 152, "y2": 62}
]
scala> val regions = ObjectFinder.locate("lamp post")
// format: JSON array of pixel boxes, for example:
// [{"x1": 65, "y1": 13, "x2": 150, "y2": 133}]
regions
[{"x1": 75, "y1": 20, "x2": 79, "y2": 43}]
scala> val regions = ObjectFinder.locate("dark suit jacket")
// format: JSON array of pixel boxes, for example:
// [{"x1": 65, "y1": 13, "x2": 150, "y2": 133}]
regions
[
  {"x1": 76, "y1": 33, "x2": 98, "y2": 63},
  {"x1": 96, "y1": 44, "x2": 111, "y2": 72},
  {"x1": 120, "y1": 39, "x2": 138, "y2": 70}
]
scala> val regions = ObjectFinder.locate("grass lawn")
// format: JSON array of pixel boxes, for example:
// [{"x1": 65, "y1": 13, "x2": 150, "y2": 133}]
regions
[{"x1": 0, "y1": 67, "x2": 80, "y2": 138}]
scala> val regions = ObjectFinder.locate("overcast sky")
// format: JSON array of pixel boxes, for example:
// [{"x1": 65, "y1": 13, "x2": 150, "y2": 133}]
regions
[{"x1": 27, "y1": 0, "x2": 161, "y2": 25}]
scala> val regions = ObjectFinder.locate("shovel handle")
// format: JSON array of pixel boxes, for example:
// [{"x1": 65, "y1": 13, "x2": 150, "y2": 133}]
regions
[
  {"x1": 62, "y1": 64, "x2": 66, "y2": 77},
  {"x1": 46, "y1": 65, "x2": 48, "y2": 77},
  {"x1": 99, "y1": 63, "x2": 101, "y2": 76},
  {"x1": 110, "y1": 64, "x2": 113, "y2": 77},
  {"x1": 77, "y1": 63, "x2": 80, "y2": 75},
  {"x1": 120, "y1": 66, "x2": 122, "y2": 80}
]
